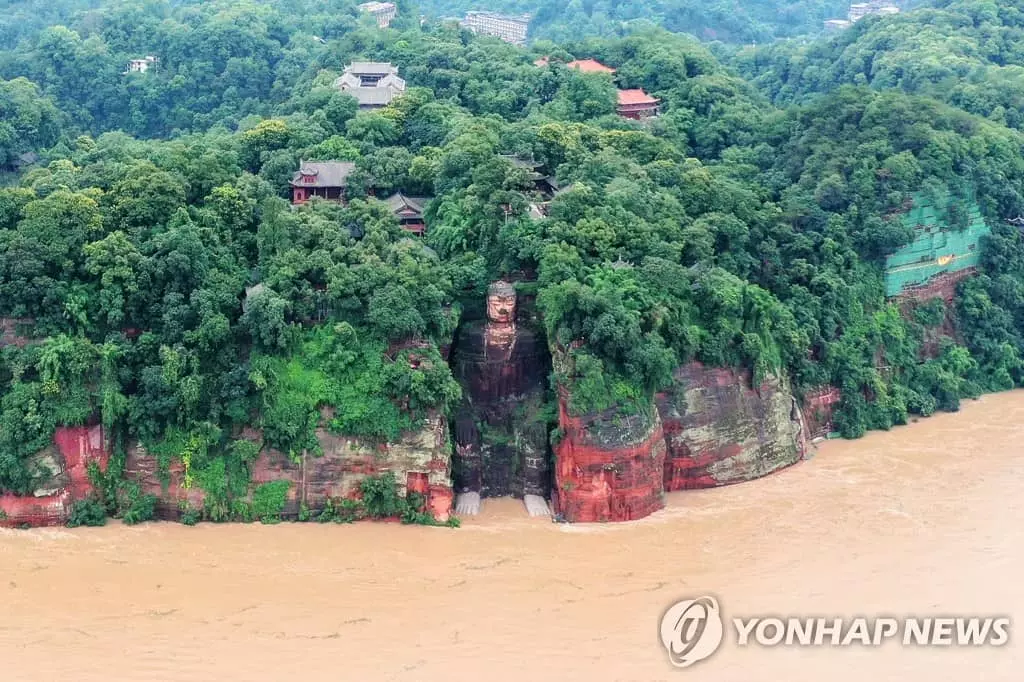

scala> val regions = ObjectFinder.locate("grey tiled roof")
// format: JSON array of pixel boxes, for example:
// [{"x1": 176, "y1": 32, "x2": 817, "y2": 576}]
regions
[
  {"x1": 290, "y1": 161, "x2": 357, "y2": 187},
  {"x1": 334, "y1": 72, "x2": 406, "y2": 106},
  {"x1": 346, "y1": 62, "x2": 398, "y2": 75},
  {"x1": 383, "y1": 193, "x2": 430, "y2": 215}
]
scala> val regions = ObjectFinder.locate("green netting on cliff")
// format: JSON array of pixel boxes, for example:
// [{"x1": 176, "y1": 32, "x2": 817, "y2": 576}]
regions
[{"x1": 884, "y1": 190, "x2": 991, "y2": 297}]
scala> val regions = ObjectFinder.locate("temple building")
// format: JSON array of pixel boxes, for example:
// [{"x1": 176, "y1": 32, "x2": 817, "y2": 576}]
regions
[
  {"x1": 616, "y1": 89, "x2": 660, "y2": 119},
  {"x1": 290, "y1": 161, "x2": 356, "y2": 204},
  {"x1": 533, "y1": 57, "x2": 616, "y2": 73},
  {"x1": 459, "y1": 11, "x2": 530, "y2": 45},
  {"x1": 334, "y1": 62, "x2": 406, "y2": 109},
  {"x1": 566, "y1": 58, "x2": 615, "y2": 74},
  {"x1": 358, "y1": 1, "x2": 397, "y2": 27},
  {"x1": 383, "y1": 193, "x2": 430, "y2": 236}
]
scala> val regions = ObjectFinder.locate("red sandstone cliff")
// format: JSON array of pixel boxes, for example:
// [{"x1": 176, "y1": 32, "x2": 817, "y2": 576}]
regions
[
  {"x1": 551, "y1": 361, "x2": 808, "y2": 522},
  {"x1": 802, "y1": 385, "x2": 842, "y2": 441},
  {"x1": 552, "y1": 394, "x2": 666, "y2": 523},
  {"x1": 124, "y1": 416, "x2": 454, "y2": 522},
  {"x1": 0, "y1": 426, "x2": 109, "y2": 528}
]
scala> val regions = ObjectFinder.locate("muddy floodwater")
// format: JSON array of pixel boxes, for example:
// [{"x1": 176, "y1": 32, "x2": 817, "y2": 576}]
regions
[{"x1": 2, "y1": 392, "x2": 1023, "y2": 681}]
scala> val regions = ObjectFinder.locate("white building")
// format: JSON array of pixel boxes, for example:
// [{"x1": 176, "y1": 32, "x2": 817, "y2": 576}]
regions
[
  {"x1": 848, "y1": 1, "x2": 900, "y2": 22},
  {"x1": 125, "y1": 56, "x2": 158, "y2": 74},
  {"x1": 459, "y1": 11, "x2": 530, "y2": 45},
  {"x1": 358, "y1": 2, "x2": 397, "y2": 28}
]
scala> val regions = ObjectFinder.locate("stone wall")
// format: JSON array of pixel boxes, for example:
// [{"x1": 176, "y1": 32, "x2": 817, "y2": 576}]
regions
[
  {"x1": 657, "y1": 362, "x2": 806, "y2": 491},
  {"x1": 892, "y1": 267, "x2": 973, "y2": 306},
  {"x1": 123, "y1": 444, "x2": 207, "y2": 520},
  {"x1": 0, "y1": 425, "x2": 109, "y2": 528}
]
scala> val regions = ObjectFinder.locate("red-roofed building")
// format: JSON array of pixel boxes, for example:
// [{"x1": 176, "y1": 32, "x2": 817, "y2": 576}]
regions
[
  {"x1": 616, "y1": 89, "x2": 660, "y2": 119},
  {"x1": 533, "y1": 56, "x2": 550, "y2": 67},
  {"x1": 566, "y1": 58, "x2": 616, "y2": 74}
]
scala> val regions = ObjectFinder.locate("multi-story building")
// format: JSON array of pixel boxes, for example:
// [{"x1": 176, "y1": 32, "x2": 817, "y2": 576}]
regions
[
  {"x1": 358, "y1": 1, "x2": 397, "y2": 28},
  {"x1": 459, "y1": 11, "x2": 530, "y2": 45},
  {"x1": 124, "y1": 56, "x2": 158, "y2": 74},
  {"x1": 334, "y1": 62, "x2": 406, "y2": 109},
  {"x1": 848, "y1": 0, "x2": 900, "y2": 22}
]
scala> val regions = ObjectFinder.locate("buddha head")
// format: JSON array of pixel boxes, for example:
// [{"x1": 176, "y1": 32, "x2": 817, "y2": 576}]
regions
[{"x1": 486, "y1": 280, "x2": 516, "y2": 324}]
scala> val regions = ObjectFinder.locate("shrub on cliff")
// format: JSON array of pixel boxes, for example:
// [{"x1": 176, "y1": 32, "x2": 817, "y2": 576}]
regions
[
  {"x1": 252, "y1": 481, "x2": 291, "y2": 524},
  {"x1": 360, "y1": 472, "x2": 405, "y2": 519},
  {"x1": 66, "y1": 498, "x2": 107, "y2": 528}
]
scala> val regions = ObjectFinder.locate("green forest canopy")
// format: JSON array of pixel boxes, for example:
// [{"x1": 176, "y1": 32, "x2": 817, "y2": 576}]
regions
[{"x1": 3, "y1": 0, "x2": 1024, "y2": 496}]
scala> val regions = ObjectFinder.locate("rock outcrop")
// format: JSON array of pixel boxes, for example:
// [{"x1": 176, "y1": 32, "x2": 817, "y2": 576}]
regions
[
  {"x1": 657, "y1": 362, "x2": 806, "y2": 491},
  {"x1": 123, "y1": 443, "x2": 207, "y2": 520},
  {"x1": 0, "y1": 425, "x2": 109, "y2": 527}
]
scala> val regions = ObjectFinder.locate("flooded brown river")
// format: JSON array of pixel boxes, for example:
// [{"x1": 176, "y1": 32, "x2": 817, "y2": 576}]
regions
[{"x1": 2, "y1": 392, "x2": 1023, "y2": 681}]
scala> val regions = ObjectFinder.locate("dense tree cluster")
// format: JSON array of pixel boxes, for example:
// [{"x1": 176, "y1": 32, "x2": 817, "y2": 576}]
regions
[
  {"x1": 3, "y1": 0, "x2": 1024, "y2": 494},
  {"x1": 735, "y1": 0, "x2": 1024, "y2": 129},
  {"x1": 424, "y1": 0, "x2": 857, "y2": 44}
]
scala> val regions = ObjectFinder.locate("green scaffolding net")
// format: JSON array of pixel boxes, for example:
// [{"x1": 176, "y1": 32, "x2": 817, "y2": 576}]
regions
[{"x1": 884, "y1": 191, "x2": 991, "y2": 298}]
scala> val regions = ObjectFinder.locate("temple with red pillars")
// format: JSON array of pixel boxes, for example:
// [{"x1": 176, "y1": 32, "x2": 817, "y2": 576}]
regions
[
  {"x1": 290, "y1": 160, "x2": 356, "y2": 204},
  {"x1": 383, "y1": 192, "x2": 430, "y2": 235},
  {"x1": 616, "y1": 88, "x2": 660, "y2": 119}
]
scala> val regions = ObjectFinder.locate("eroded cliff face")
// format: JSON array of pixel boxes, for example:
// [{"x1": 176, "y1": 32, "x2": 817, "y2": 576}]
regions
[
  {"x1": 552, "y1": 395, "x2": 666, "y2": 523},
  {"x1": 549, "y1": 360, "x2": 809, "y2": 522},
  {"x1": 0, "y1": 425, "x2": 109, "y2": 527},
  {"x1": 451, "y1": 281, "x2": 552, "y2": 500},
  {"x1": 657, "y1": 362, "x2": 806, "y2": 491},
  {"x1": 124, "y1": 416, "x2": 454, "y2": 522}
]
